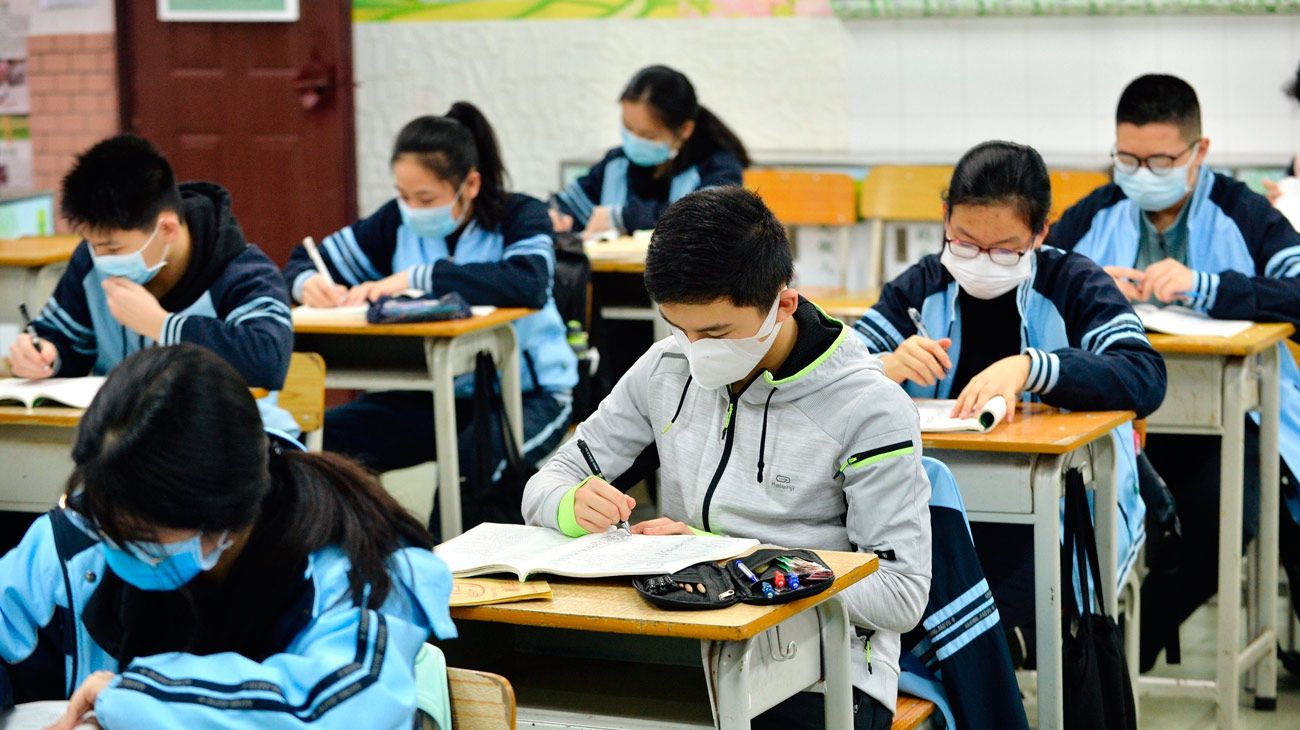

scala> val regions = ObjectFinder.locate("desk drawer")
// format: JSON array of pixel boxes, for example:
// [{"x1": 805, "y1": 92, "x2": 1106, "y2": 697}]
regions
[
  {"x1": 928, "y1": 450, "x2": 1035, "y2": 515},
  {"x1": 1148, "y1": 355, "x2": 1222, "y2": 431}
]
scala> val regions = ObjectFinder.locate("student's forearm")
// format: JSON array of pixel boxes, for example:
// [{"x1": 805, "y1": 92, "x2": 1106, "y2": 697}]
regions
[
  {"x1": 414, "y1": 257, "x2": 550, "y2": 309},
  {"x1": 1039, "y1": 348, "x2": 1167, "y2": 418},
  {"x1": 1204, "y1": 271, "x2": 1300, "y2": 327}
]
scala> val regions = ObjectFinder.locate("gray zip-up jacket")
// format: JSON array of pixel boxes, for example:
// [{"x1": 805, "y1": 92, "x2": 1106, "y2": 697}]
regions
[{"x1": 523, "y1": 302, "x2": 932, "y2": 712}]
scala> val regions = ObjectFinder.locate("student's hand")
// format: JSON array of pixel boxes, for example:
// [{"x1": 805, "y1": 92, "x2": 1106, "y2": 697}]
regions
[
  {"x1": 631, "y1": 517, "x2": 695, "y2": 536},
  {"x1": 573, "y1": 477, "x2": 636, "y2": 534},
  {"x1": 1264, "y1": 178, "x2": 1282, "y2": 205},
  {"x1": 1103, "y1": 266, "x2": 1145, "y2": 302},
  {"x1": 343, "y1": 271, "x2": 411, "y2": 306},
  {"x1": 952, "y1": 354, "x2": 1029, "y2": 422},
  {"x1": 582, "y1": 206, "x2": 615, "y2": 241},
  {"x1": 879, "y1": 336, "x2": 952, "y2": 387},
  {"x1": 1139, "y1": 259, "x2": 1195, "y2": 304},
  {"x1": 102, "y1": 278, "x2": 167, "y2": 340},
  {"x1": 8, "y1": 333, "x2": 58, "y2": 379},
  {"x1": 48, "y1": 670, "x2": 114, "y2": 730},
  {"x1": 302, "y1": 274, "x2": 349, "y2": 308},
  {"x1": 549, "y1": 208, "x2": 574, "y2": 233}
]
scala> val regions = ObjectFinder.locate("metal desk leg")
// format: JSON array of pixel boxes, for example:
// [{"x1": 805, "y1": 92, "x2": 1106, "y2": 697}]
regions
[
  {"x1": 494, "y1": 325, "x2": 524, "y2": 450},
  {"x1": 1217, "y1": 358, "x2": 1246, "y2": 729},
  {"x1": 1034, "y1": 453, "x2": 1067, "y2": 730},
  {"x1": 1255, "y1": 346, "x2": 1281, "y2": 709},
  {"x1": 817, "y1": 597, "x2": 854, "y2": 730},
  {"x1": 714, "y1": 637, "x2": 754, "y2": 730},
  {"x1": 1091, "y1": 437, "x2": 1121, "y2": 618},
  {"x1": 427, "y1": 337, "x2": 463, "y2": 540}
]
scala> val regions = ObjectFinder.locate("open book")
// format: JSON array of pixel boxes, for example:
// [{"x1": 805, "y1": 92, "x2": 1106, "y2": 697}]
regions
[
  {"x1": 1133, "y1": 304, "x2": 1252, "y2": 338},
  {"x1": 292, "y1": 302, "x2": 497, "y2": 326},
  {"x1": 435, "y1": 523, "x2": 759, "y2": 581},
  {"x1": 915, "y1": 395, "x2": 1008, "y2": 433},
  {"x1": 0, "y1": 376, "x2": 104, "y2": 409}
]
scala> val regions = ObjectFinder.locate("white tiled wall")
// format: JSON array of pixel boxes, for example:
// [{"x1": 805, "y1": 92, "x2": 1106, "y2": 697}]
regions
[{"x1": 353, "y1": 14, "x2": 1300, "y2": 210}]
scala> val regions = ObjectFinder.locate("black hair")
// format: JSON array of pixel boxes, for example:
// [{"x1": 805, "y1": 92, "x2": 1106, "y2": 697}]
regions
[
  {"x1": 620, "y1": 65, "x2": 751, "y2": 168},
  {"x1": 1116, "y1": 74, "x2": 1202, "y2": 141},
  {"x1": 1287, "y1": 60, "x2": 1300, "y2": 104},
  {"x1": 391, "y1": 101, "x2": 510, "y2": 231},
  {"x1": 60, "y1": 134, "x2": 183, "y2": 233},
  {"x1": 944, "y1": 141, "x2": 1053, "y2": 235},
  {"x1": 69, "y1": 344, "x2": 432, "y2": 609},
  {"x1": 645, "y1": 187, "x2": 791, "y2": 311}
]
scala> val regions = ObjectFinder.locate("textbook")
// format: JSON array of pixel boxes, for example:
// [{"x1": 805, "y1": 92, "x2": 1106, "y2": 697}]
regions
[
  {"x1": 0, "y1": 376, "x2": 104, "y2": 409},
  {"x1": 435, "y1": 523, "x2": 759, "y2": 581},
  {"x1": 451, "y1": 577, "x2": 553, "y2": 606},
  {"x1": 1133, "y1": 304, "x2": 1252, "y2": 338},
  {"x1": 915, "y1": 395, "x2": 1008, "y2": 433}
]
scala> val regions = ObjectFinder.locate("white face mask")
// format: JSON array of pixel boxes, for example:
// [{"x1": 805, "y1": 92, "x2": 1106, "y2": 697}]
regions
[
  {"x1": 940, "y1": 245, "x2": 1035, "y2": 300},
  {"x1": 670, "y1": 296, "x2": 784, "y2": 390}
]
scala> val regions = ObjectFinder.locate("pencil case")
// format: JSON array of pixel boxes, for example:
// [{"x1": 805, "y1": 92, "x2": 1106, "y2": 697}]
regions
[
  {"x1": 367, "y1": 291, "x2": 472, "y2": 324},
  {"x1": 632, "y1": 548, "x2": 835, "y2": 610}
]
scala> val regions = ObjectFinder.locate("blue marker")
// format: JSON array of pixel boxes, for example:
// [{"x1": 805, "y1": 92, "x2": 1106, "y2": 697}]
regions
[
  {"x1": 761, "y1": 582, "x2": 776, "y2": 599},
  {"x1": 788, "y1": 574, "x2": 801, "y2": 591},
  {"x1": 735, "y1": 560, "x2": 759, "y2": 583}
]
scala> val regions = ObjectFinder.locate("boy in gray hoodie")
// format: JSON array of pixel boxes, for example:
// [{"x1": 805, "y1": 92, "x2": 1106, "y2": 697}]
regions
[{"x1": 522, "y1": 187, "x2": 931, "y2": 729}]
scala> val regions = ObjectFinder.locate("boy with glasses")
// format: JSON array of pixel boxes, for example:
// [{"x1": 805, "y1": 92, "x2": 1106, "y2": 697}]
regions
[{"x1": 1048, "y1": 73, "x2": 1300, "y2": 672}]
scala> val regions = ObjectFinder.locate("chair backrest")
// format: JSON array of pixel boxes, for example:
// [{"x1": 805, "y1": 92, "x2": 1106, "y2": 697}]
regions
[
  {"x1": 447, "y1": 667, "x2": 516, "y2": 730},
  {"x1": 1048, "y1": 169, "x2": 1110, "y2": 223},
  {"x1": 859, "y1": 166, "x2": 952, "y2": 223},
  {"x1": 277, "y1": 352, "x2": 326, "y2": 438},
  {"x1": 891, "y1": 695, "x2": 938, "y2": 730},
  {"x1": 744, "y1": 168, "x2": 858, "y2": 225},
  {"x1": 921, "y1": 456, "x2": 972, "y2": 539}
]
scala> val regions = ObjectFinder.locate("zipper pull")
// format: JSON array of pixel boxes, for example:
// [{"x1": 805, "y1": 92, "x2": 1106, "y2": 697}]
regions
[
  {"x1": 721, "y1": 402, "x2": 734, "y2": 441},
  {"x1": 865, "y1": 636, "x2": 873, "y2": 674}
]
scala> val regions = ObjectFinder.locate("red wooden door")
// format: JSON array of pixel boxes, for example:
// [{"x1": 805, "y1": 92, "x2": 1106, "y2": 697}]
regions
[{"x1": 118, "y1": 0, "x2": 355, "y2": 265}]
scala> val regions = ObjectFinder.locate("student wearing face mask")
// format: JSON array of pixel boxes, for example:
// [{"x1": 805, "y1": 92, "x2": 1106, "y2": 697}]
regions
[
  {"x1": 854, "y1": 140, "x2": 1165, "y2": 648},
  {"x1": 1048, "y1": 74, "x2": 1300, "y2": 670},
  {"x1": 550, "y1": 65, "x2": 749, "y2": 239},
  {"x1": 524, "y1": 187, "x2": 930, "y2": 729},
  {"x1": 282, "y1": 102, "x2": 577, "y2": 534},
  {"x1": 6, "y1": 134, "x2": 298, "y2": 439},
  {"x1": 0, "y1": 345, "x2": 455, "y2": 729}
]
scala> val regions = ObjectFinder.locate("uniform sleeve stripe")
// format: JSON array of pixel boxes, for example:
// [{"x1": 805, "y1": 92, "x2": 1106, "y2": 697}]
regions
[
  {"x1": 557, "y1": 182, "x2": 594, "y2": 220},
  {"x1": 231, "y1": 311, "x2": 293, "y2": 330},
  {"x1": 852, "y1": 321, "x2": 891, "y2": 354},
  {"x1": 41, "y1": 299, "x2": 95, "y2": 340},
  {"x1": 1081, "y1": 313, "x2": 1143, "y2": 353},
  {"x1": 225, "y1": 296, "x2": 291, "y2": 324},
  {"x1": 861, "y1": 309, "x2": 905, "y2": 351},
  {"x1": 1265, "y1": 246, "x2": 1300, "y2": 278}
]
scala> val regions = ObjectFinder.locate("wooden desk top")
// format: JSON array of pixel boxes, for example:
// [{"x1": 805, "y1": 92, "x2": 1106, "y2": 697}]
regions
[
  {"x1": 1147, "y1": 322, "x2": 1295, "y2": 357},
  {"x1": 450, "y1": 549, "x2": 876, "y2": 642},
  {"x1": 0, "y1": 406, "x2": 82, "y2": 427},
  {"x1": 292, "y1": 307, "x2": 532, "y2": 337},
  {"x1": 590, "y1": 259, "x2": 647, "y2": 274},
  {"x1": 0, "y1": 236, "x2": 81, "y2": 267},
  {"x1": 802, "y1": 287, "x2": 879, "y2": 321},
  {"x1": 920, "y1": 402, "x2": 1134, "y2": 455}
]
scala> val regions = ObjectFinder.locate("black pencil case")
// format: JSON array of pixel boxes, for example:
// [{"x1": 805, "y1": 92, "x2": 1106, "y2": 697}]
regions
[
  {"x1": 367, "y1": 291, "x2": 472, "y2": 324},
  {"x1": 632, "y1": 548, "x2": 835, "y2": 610}
]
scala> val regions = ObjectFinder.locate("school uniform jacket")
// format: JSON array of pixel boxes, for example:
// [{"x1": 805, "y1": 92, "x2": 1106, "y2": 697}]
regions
[
  {"x1": 283, "y1": 193, "x2": 577, "y2": 397},
  {"x1": 31, "y1": 182, "x2": 298, "y2": 437},
  {"x1": 523, "y1": 300, "x2": 932, "y2": 713},
  {"x1": 553, "y1": 147, "x2": 743, "y2": 233},
  {"x1": 853, "y1": 247, "x2": 1166, "y2": 588},
  {"x1": 0, "y1": 506, "x2": 456, "y2": 728},
  {"x1": 1048, "y1": 166, "x2": 1300, "y2": 522}
]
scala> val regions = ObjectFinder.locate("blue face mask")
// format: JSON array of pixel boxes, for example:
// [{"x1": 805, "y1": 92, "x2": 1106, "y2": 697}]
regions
[
  {"x1": 101, "y1": 530, "x2": 232, "y2": 591},
  {"x1": 91, "y1": 221, "x2": 168, "y2": 285},
  {"x1": 1114, "y1": 161, "x2": 1194, "y2": 213},
  {"x1": 620, "y1": 127, "x2": 675, "y2": 168},
  {"x1": 398, "y1": 186, "x2": 465, "y2": 240}
]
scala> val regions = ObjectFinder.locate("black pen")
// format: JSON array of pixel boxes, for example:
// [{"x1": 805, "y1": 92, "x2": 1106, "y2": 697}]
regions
[
  {"x1": 18, "y1": 303, "x2": 40, "y2": 348},
  {"x1": 576, "y1": 438, "x2": 630, "y2": 533}
]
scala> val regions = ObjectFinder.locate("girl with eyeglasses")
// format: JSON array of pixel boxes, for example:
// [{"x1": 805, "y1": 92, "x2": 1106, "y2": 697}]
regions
[{"x1": 850, "y1": 140, "x2": 1164, "y2": 642}]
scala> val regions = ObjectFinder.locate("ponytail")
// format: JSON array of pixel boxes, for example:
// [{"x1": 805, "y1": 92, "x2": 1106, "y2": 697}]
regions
[
  {"x1": 391, "y1": 101, "x2": 511, "y2": 231},
  {"x1": 690, "y1": 105, "x2": 750, "y2": 168}
]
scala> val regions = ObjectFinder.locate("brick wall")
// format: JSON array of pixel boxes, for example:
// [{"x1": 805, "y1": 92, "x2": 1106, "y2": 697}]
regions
[{"x1": 26, "y1": 34, "x2": 120, "y2": 197}]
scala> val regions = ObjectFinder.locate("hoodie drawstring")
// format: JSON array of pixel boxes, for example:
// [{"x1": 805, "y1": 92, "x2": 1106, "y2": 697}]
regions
[
  {"x1": 756, "y1": 388, "x2": 777, "y2": 483},
  {"x1": 662, "y1": 375, "x2": 693, "y2": 433}
]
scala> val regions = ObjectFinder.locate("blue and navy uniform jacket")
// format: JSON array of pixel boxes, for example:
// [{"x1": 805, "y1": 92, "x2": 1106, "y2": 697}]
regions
[
  {"x1": 284, "y1": 193, "x2": 577, "y2": 398},
  {"x1": 852, "y1": 247, "x2": 1166, "y2": 588},
  {"x1": 1048, "y1": 165, "x2": 1300, "y2": 523},
  {"x1": 0, "y1": 502, "x2": 456, "y2": 727},
  {"x1": 552, "y1": 146, "x2": 743, "y2": 233},
  {"x1": 31, "y1": 182, "x2": 299, "y2": 438}
]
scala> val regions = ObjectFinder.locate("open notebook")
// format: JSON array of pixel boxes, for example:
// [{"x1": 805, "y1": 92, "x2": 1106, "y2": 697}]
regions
[
  {"x1": 915, "y1": 395, "x2": 1008, "y2": 433},
  {"x1": 0, "y1": 376, "x2": 104, "y2": 409},
  {"x1": 435, "y1": 523, "x2": 759, "y2": 581},
  {"x1": 1133, "y1": 304, "x2": 1252, "y2": 338},
  {"x1": 292, "y1": 303, "x2": 497, "y2": 326}
]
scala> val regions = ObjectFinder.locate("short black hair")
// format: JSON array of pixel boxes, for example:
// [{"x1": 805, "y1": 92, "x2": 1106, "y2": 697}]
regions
[
  {"x1": 945, "y1": 141, "x2": 1052, "y2": 234},
  {"x1": 1287, "y1": 60, "x2": 1300, "y2": 104},
  {"x1": 60, "y1": 134, "x2": 183, "y2": 233},
  {"x1": 1116, "y1": 74, "x2": 1202, "y2": 141},
  {"x1": 644, "y1": 187, "x2": 792, "y2": 311}
]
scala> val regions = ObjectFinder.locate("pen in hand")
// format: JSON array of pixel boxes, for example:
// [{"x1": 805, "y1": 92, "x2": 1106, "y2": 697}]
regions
[{"x1": 576, "y1": 438, "x2": 630, "y2": 533}]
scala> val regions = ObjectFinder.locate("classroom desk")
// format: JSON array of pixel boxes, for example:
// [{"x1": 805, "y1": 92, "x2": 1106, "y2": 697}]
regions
[
  {"x1": 0, "y1": 236, "x2": 80, "y2": 331},
  {"x1": 800, "y1": 287, "x2": 878, "y2": 323},
  {"x1": 0, "y1": 406, "x2": 80, "y2": 512},
  {"x1": 1138, "y1": 323, "x2": 1293, "y2": 728},
  {"x1": 921, "y1": 404, "x2": 1135, "y2": 730},
  {"x1": 292, "y1": 308, "x2": 531, "y2": 539},
  {"x1": 447, "y1": 549, "x2": 876, "y2": 729},
  {"x1": 585, "y1": 238, "x2": 670, "y2": 343}
]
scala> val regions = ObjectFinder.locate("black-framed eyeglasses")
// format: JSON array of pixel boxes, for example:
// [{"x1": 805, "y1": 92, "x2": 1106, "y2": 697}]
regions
[
  {"x1": 944, "y1": 236, "x2": 1031, "y2": 267},
  {"x1": 1111, "y1": 139, "x2": 1200, "y2": 177}
]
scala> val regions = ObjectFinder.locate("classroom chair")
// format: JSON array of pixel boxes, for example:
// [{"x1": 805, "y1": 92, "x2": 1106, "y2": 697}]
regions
[
  {"x1": 276, "y1": 352, "x2": 326, "y2": 451},
  {"x1": 859, "y1": 165, "x2": 951, "y2": 287},
  {"x1": 891, "y1": 696, "x2": 938, "y2": 730},
  {"x1": 414, "y1": 642, "x2": 517, "y2": 730},
  {"x1": 1047, "y1": 170, "x2": 1111, "y2": 223}
]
